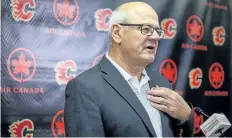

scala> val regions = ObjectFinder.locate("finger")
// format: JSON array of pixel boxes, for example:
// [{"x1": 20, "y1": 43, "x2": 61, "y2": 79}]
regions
[
  {"x1": 147, "y1": 89, "x2": 169, "y2": 99},
  {"x1": 150, "y1": 102, "x2": 168, "y2": 112},
  {"x1": 151, "y1": 86, "x2": 168, "y2": 90},
  {"x1": 147, "y1": 95, "x2": 170, "y2": 106},
  {"x1": 150, "y1": 87, "x2": 176, "y2": 97}
]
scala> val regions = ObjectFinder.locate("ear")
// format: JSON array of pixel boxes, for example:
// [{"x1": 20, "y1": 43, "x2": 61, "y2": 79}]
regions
[{"x1": 111, "y1": 24, "x2": 123, "y2": 44}]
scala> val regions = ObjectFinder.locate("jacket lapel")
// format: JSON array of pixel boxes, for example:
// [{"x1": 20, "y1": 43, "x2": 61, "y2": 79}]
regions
[
  {"x1": 99, "y1": 56, "x2": 157, "y2": 137},
  {"x1": 147, "y1": 69, "x2": 171, "y2": 137}
]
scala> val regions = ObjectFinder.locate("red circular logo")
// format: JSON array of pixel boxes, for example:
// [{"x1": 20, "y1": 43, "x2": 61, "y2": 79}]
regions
[
  {"x1": 186, "y1": 15, "x2": 204, "y2": 42},
  {"x1": 7, "y1": 48, "x2": 36, "y2": 83},
  {"x1": 193, "y1": 107, "x2": 204, "y2": 134},
  {"x1": 53, "y1": 0, "x2": 80, "y2": 26},
  {"x1": 51, "y1": 110, "x2": 66, "y2": 138},
  {"x1": 92, "y1": 54, "x2": 104, "y2": 67},
  {"x1": 159, "y1": 59, "x2": 177, "y2": 86},
  {"x1": 209, "y1": 62, "x2": 224, "y2": 89}
]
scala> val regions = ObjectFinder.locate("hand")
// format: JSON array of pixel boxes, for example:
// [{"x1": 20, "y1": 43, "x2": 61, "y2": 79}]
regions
[{"x1": 146, "y1": 87, "x2": 191, "y2": 121}]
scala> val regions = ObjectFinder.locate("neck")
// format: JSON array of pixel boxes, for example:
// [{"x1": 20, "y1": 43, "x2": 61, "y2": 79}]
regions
[{"x1": 108, "y1": 51, "x2": 145, "y2": 81}]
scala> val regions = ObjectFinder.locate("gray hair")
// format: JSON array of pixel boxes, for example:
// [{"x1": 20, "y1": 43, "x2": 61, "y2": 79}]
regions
[{"x1": 108, "y1": 9, "x2": 132, "y2": 45}]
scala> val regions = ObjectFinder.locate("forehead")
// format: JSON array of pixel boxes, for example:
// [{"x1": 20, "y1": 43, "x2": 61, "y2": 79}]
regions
[{"x1": 128, "y1": 8, "x2": 160, "y2": 27}]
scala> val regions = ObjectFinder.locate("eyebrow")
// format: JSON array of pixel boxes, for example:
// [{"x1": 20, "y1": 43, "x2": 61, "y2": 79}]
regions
[{"x1": 144, "y1": 24, "x2": 160, "y2": 28}]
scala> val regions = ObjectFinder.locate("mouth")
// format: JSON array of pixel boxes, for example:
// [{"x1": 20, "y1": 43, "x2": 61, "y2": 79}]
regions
[{"x1": 145, "y1": 45, "x2": 156, "y2": 50}]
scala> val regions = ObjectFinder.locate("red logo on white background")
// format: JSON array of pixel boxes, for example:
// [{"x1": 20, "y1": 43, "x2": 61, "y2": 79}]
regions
[
  {"x1": 9, "y1": 119, "x2": 34, "y2": 137},
  {"x1": 95, "y1": 8, "x2": 112, "y2": 31},
  {"x1": 159, "y1": 59, "x2": 177, "y2": 86},
  {"x1": 7, "y1": 48, "x2": 36, "y2": 83},
  {"x1": 11, "y1": 0, "x2": 35, "y2": 21},
  {"x1": 53, "y1": 0, "x2": 80, "y2": 25},
  {"x1": 212, "y1": 26, "x2": 225, "y2": 46},
  {"x1": 189, "y1": 68, "x2": 203, "y2": 89},
  {"x1": 209, "y1": 62, "x2": 224, "y2": 89},
  {"x1": 161, "y1": 18, "x2": 177, "y2": 39},
  {"x1": 186, "y1": 15, "x2": 204, "y2": 42},
  {"x1": 51, "y1": 110, "x2": 65, "y2": 138},
  {"x1": 193, "y1": 107, "x2": 204, "y2": 135},
  {"x1": 55, "y1": 60, "x2": 77, "y2": 85}
]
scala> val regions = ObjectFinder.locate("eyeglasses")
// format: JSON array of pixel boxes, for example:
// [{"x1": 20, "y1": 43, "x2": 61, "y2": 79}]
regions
[{"x1": 119, "y1": 23, "x2": 165, "y2": 38}]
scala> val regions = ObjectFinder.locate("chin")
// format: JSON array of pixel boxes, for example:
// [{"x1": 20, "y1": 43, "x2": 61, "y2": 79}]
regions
[
  {"x1": 143, "y1": 57, "x2": 155, "y2": 65},
  {"x1": 138, "y1": 55, "x2": 155, "y2": 65},
  {"x1": 148, "y1": 58, "x2": 155, "y2": 63}
]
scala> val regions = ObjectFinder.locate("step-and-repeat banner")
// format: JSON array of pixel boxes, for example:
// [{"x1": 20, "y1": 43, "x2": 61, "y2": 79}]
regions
[{"x1": 1, "y1": 0, "x2": 231, "y2": 137}]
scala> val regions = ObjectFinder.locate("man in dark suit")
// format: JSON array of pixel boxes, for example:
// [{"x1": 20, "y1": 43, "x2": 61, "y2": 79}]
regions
[{"x1": 64, "y1": 2, "x2": 194, "y2": 137}]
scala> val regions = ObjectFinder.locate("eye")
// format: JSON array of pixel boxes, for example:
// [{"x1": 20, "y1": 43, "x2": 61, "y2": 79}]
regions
[{"x1": 142, "y1": 25, "x2": 152, "y2": 34}]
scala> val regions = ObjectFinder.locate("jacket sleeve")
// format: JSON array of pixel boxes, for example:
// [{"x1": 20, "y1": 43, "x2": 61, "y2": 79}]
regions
[
  {"x1": 166, "y1": 80, "x2": 194, "y2": 137},
  {"x1": 171, "y1": 109, "x2": 194, "y2": 137},
  {"x1": 64, "y1": 78, "x2": 105, "y2": 137},
  {"x1": 159, "y1": 73, "x2": 194, "y2": 137}
]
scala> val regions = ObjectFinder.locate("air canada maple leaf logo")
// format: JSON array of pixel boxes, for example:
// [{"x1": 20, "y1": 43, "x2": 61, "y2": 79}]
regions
[
  {"x1": 53, "y1": 0, "x2": 80, "y2": 25},
  {"x1": 9, "y1": 119, "x2": 34, "y2": 137},
  {"x1": 52, "y1": 110, "x2": 66, "y2": 137},
  {"x1": 209, "y1": 62, "x2": 224, "y2": 89},
  {"x1": 159, "y1": 59, "x2": 177, "y2": 86},
  {"x1": 95, "y1": 8, "x2": 112, "y2": 31},
  {"x1": 11, "y1": 0, "x2": 35, "y2": 21},
  {"x1": 193, "y1": 107, "x2": 204, "y2": 134},
  {"x1": 212, "y1": 26, "x2": 225, "y2": 46},
  {"x1": 186, "y1": 15, "x2": 204, "y2": 42},
  {"x1": 161, "y1": 18, "x2": 177, "y2": 39},
  {"x1": 7, "y1": 48, "x2": 36, "y2": 82}
]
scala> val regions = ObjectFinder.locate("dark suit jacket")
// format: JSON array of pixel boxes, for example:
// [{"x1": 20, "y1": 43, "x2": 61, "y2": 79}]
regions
[{"x1": 64, "y1": 56, "x2": 194, "y2": 137}]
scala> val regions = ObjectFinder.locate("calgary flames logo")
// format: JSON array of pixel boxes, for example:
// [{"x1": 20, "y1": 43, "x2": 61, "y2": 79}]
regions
[
  {"x1": 212, "y1": 26, "x2": 225, "y2": 46},
  {"x1": 209, "y1": 62, "x2": 224, "y2": 89},
  {"x1": 186, "y1": 15, "x2": 204, "y2": 42},
  {"x1": 189, "y1": 68, "x2": 203, "y2": 89},
  {"x1": 159, "y1": 59, "x2": 177, "y2": 86},
  {"x1": 95, "y1": 8, "x2": 112, "y2": 31},
  {"x1": 11, "y1": 0, "x2": 35, "y2": 21},
  {"x1": 55, "y1": 60, "x2": 77, "y2": 85},
  {"x1": 161, "y1": 18, "x2": 177, "y2": 39},
  {"x1": 8, "y1": 119, "x2": 34, "y2": 137},
  {"x1": 193, "y1": 107, "x2": 204, "y2": 135}
]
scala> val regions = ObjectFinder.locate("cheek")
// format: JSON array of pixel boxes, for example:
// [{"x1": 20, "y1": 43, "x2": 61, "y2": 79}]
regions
[
  {"x1": 136, "y1": 37, "x2": 148, "y2": 50},
  {"x1": 125, "y1": 32, "x2": 147, "y2": 53}
]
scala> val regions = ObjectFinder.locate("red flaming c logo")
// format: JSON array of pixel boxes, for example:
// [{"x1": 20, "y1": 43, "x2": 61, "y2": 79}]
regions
[
  {"x1": 95, "y1": 8, "x2": 112, "y2": 31},
  {"x1": 212, "y1": 26, "x2": 225, "y2": 46},
  {"x1": 189, "y1": 68, "x2": 203, "y2": 89},
  {"x1": 55, "y1": 60, "x2": 77, "y2": 85},
  {"x1": 161, "y1": 18, "x2": 177, "y2": 39},
  {"x1": 8, "y1": 119, "x2": 34, "y2": 137},
  {"x1": 11, "y1": 0, "x2": 35, "y2": 21}
]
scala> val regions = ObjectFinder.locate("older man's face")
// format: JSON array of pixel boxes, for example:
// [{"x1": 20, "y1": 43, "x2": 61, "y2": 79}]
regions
[{"x1": 120, "y1": 7, "x2": 160, "y2": 65}]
